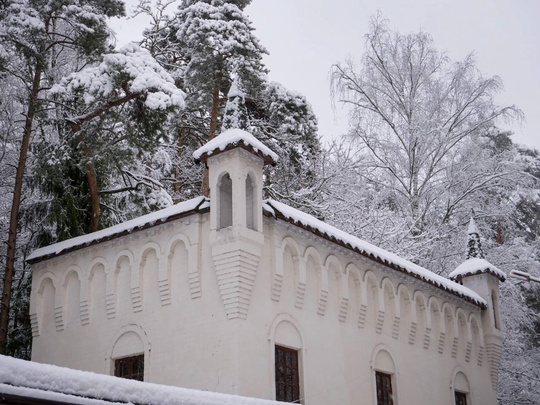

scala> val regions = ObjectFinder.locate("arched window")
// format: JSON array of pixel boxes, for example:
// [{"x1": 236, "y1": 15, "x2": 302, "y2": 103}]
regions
[
  {"x1": 372, "y1": 348, "x2": 397, "y2": 405},
  {"x1": 218, "y1": 173, "x2": 233, "y2": 229},
  {"x1": 453, "y1": 371, "x2": 470, "y2": 405},
  {"x1": 245, "y1": 174, "x2": 256, "y2": 230},
  {"x1": 111, "y1": 330, "x2": 146, "y2": 381}
]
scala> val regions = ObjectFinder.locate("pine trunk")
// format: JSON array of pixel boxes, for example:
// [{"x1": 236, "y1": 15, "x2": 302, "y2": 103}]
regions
[
  {"x1": 201, "y1": 74, "x2": 222, "y2": 196},
  {"x1": 0, "y1": 67, "x2": 42, "y2": 354}
]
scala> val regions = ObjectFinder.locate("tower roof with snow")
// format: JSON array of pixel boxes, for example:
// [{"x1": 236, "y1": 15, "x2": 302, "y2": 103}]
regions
[
  {"x1": 449, "y1": 217, "x2": 506, "y2": 282},
  {"x1": 193, "y1": 128, "x2": 278, "y2": 166}
]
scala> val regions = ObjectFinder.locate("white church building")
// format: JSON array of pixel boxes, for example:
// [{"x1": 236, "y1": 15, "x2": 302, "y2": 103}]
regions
[{"x1": 27, "y1": 129, "x2": 505, "y2": 405}]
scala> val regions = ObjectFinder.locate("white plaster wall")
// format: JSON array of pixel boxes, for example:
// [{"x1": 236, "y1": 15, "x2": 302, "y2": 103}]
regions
[{"x1": 30, "y1": 211, "x2": 499, "y2": 405}]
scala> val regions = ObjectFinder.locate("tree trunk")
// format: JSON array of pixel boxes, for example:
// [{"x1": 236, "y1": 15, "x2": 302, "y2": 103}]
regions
[
  {"x1": 0, "y1": 66, "x2": 42, "y2": 354},
  {"x1": 201, "y1": 74, "x2": 222, "y2": 196}
]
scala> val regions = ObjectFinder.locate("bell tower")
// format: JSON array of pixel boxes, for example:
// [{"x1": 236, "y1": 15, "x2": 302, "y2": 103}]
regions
[
  {"x1": 449, "y1": 217, "x2": 506, "y2": 391},
  {"x1": 194, "y1": 128, "x2": 277, "y2": 319}
]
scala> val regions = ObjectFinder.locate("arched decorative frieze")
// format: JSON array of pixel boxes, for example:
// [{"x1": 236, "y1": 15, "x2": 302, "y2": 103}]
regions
[
  {"x1": 346, "y1": 264, "x2": 362, "y2": 327},
  {"x1": 107, "y1": 324, "x2": 152, "y2": 379},
  {"x1": 469, "y1": 313, "x2": 484, "y2": 366},
  {"x1": 111, "y1": 250, "x2": 136, "y2": 319},
  {"x1": 413, "y1": 291, "x2": 429, "y2": 350},
  {"x1": 442, "y1": 302, "x2": 458, "y2": 358},
  {"x1": 428, "y1": 297, "x2": 444, "y2": 354},
  {"x1": 63, "y1": 267, "x2": 82, "y2": 329},
  {"x1": 380, "y1": 278, "x2": 399, "y2": 339},
  {"x1": 88, "y1": 258, "x2": 108, "y2": 324},
  {"x1": 138, "y1": 243, "x2": 161, "y2": 311},
  {"x1": 324, "y1": 254, "x2": 347, "y2": 321},
  {"x1": 397, "y1": 284, "x2": 413, "y2": 343},
  {"x1": 165, "y1": 233, "x2": 199, "y2": 301},
  {"x1": 362, "y1": 270, "x2": 383, "y2": 333}
]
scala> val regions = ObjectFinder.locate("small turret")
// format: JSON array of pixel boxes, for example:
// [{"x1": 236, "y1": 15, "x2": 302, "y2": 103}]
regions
[
  {"x1": 449, "y1": 217, "x2": 505, "y2": 390},
  {"x1": 193, "y1": 124, "x2": 277, "y2": 320}
]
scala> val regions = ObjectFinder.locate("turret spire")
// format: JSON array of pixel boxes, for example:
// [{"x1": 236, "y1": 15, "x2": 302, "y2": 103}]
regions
[
  {"x1": 466, "y1": 217, "x2": 485, "y2": 259},
  {"x1": 222, "y1": 75, "x2": 249, "y2": 131}
]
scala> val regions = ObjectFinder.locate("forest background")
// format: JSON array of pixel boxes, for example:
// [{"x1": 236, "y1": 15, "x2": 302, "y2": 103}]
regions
[{"x1": 0, "y1": 0, "x2": 539, "y2": 403}]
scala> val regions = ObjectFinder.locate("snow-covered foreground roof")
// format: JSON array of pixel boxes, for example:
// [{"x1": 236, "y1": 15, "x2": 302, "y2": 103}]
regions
[
  {"x1": 449, "y1": 258, "x2": 506, "y2": 282},
  {"x1": 193, "y1": 128, "x2": 278, "y2": 164},
  {"x1": 0, "y1": 356, "x2": 282, "y2": 405},
  {"x1": 27, "y1": 197, "x2": 210, "y2": 263},
  {"x1": 263, "y1": 200, "x2": 486, "y2": 308}
]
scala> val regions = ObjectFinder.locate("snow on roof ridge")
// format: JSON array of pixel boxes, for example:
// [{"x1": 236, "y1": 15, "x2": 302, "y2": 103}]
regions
[
  {"x1": 0, "y1": 355, "x2": 282, "y2": 405},
  {"x1": 263, "y1": 199, "x2": 486, "y2": 307},
  {"x1": 192, "y1": 128, "x2": 278, "y2": 163},
  {"x1": 449, "y1": 257, "x2": 506, "y2": 282},
  {"x1": 27, "y1": 196, "x2": 209, "y2": 263}
]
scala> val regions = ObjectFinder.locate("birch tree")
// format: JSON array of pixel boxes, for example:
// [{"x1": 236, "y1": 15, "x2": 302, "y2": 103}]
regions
[{"x1": 331, "y1": 15, "x2": 519, "y2": 237}]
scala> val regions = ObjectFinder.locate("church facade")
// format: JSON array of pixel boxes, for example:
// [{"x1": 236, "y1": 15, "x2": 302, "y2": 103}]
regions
[{"x1": 28, "y1": 129, "x2": 504, "y2": 405}]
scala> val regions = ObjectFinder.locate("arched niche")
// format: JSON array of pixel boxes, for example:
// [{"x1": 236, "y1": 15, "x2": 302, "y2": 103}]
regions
[
  {"x1": 63, "y1": 269, "x2": 81, "y2": 328},
  {"x1": 346, "y1": 264, "x2": 361, "y2": 326},
  {"x1": 218, "y1": 172, "x2": 233, "y2": 229},
  {"x1": 167, "y1": 237, "x2": 189, "y2": 301},
  {"x1": 456, "y1": 309, "x2": 470, "y2": 361},
  {"x1": 245, "y1": 172, "x2": 257, "y2": 231},
  {"x1": 491, "y1": 289, "x2": 501, "y2": 330},
  {"x1": 363, "y1": 271, "x2": 381, "y2": 333},
  {"x1": 88, "y1": 260, "x2": 107, "y2": 321},
  {"x1": 114, "y1": 253, "x2": 133, "y2": 316},
  {"x1": 397, "y1": 284, "x2": 413, "y2": 342},
  {"x1": 413, "y1": 291, "x2": 428, "y2": 348},
  {"x1": 303, "y1": 247, "x2": 323, "y2": 313},
  {"x1": 324, "y1": 255, "x2": 343, "y2": 318},
  {"x1": 442, "y1": 303, "x2": 457, "y2": 357},
  {"x1": 428, "y1": 298, "x2": 443, "y2": 354},
  {"x1": 381, "y1": 278, "x2": 397, "y2": 338},
  {"x1": 140, "y1": 245, "x2": 160, "y2": 310},
  {"x1": 38, "y1": 276, "x2": 56, "y2": 335}
]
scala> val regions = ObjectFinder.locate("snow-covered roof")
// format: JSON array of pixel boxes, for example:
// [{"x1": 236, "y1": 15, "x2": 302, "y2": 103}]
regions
[
  {"x1": 449, "y1": 258, "x2": 506, "y2": 282},
  {"x1": 193, "y1": 128, "x2": 278, "y2": 165},
  {"x1": 27, "y1": 197, "x2": 209, "y2": 264},
  {"x1": 0, "y1": 356, "x2": 282, "y2": 405},
  {"x1": 263, "y1": 199, "x2": 487, "y2": 308}
]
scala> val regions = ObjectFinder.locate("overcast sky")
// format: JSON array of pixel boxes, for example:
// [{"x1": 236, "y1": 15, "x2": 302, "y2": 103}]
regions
[{"x1": 110, "y1": 0, "x2": 540, "y2": 150}]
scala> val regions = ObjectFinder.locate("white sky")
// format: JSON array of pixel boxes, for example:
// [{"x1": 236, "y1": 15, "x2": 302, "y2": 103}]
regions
[{"x1": 110, "y1": 0, "x2": 540, "y2": 150}]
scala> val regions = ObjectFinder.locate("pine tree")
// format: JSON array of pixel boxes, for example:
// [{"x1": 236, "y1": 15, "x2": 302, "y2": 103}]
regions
[{"x1": 0, "y1": 0, "x2": 125, "y2": 354}]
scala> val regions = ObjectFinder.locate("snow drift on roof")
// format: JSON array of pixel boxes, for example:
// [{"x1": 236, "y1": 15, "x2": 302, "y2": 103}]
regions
[
  {"x1": 27, "y1": 197, "x2": 209, "y2": 263},
  {"x1": 264, "y1": 199, "x2": 486, "y2": 307},
  {"x1": 0, "y1": 356, "x2": 282, "y2": 405},
  {"x1": 192, "y1": 128, "x2": 278, "y2": 163},
  {"x1": 449, "y1": 258, "x2": 506, "y2": 282}
]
